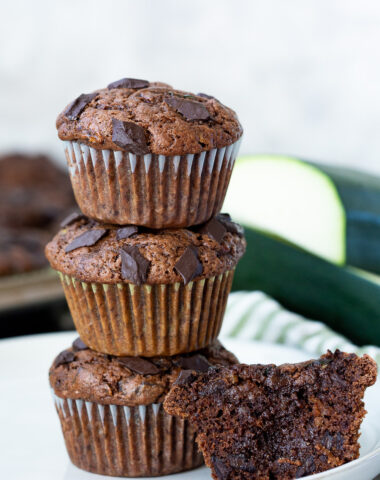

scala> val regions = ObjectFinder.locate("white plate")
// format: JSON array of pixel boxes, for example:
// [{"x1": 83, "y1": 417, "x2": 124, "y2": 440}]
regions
[{"x1": 0, "y1": 332, "x2": 379, "y2": 480}]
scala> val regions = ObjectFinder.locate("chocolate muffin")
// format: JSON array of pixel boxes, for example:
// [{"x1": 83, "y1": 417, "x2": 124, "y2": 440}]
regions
[
  {"x1": 0, "y1": 153, "x2": 74, "y2": 231},
  {"x1": 0, "y1": 153, "x2": 75, "y2": 276},
  {"x1": 164, "y1": 350, "x2": 377, "y2": 480},
  {"x1": 45, "y1": 214, "x2": 245, "y2": 356},
  {"x1": 57, "y1": 78, "x2": 243, "y2": 228},
  {"x1": 50, "y1": 337, "x2": 238, "y2": 477}
]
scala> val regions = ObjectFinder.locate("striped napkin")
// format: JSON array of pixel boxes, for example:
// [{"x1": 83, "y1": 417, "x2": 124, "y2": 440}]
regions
[{"x1": 221, "y1": 291, "x2": 380, "y2": 365}]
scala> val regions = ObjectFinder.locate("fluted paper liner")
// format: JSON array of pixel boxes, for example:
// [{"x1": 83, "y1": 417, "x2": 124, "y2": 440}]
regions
[
  {"x1": 62, "y1": 138, "x2": 242, "y2": 228},
  {"x1": 52, "y1": 392, "x2": 203, "y2": 477},
  {"x1": 58, "y1": 270, "x2": 234, "y2": 356}
]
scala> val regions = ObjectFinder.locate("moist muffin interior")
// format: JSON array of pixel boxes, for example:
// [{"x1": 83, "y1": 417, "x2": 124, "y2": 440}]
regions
[
  {"x1": 57, "y1": 82, "x2": 243, "y2": 155},
  {"x1": 49, "y1": 339, "x2": 238, "y2": 406},
  {"x1": 164, "y1": 350, "x2": 377, "y2": 480},
  {"x1": 45, "y1": 215, "x2": 246, "y2": 284}
]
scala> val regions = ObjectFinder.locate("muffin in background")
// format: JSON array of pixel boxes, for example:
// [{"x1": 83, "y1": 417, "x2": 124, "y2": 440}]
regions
[
  {"x1": 49, "y1": 337, "x2": 238, "y2": 477},
  {"x1": 57, "y1": 79, "x2": 243, "y2": 228},
  {"x1": 45, "y1": 214, "x2": 245, "y2": 356},
  {"x1": 0, "y1": 153, "x2": 76, "y2": 276}
]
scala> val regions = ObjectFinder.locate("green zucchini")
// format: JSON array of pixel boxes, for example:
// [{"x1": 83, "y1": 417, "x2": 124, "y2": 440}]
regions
[
  {"x1": 224, "y1": 155, "x2": 380, "y2": 274},
  {"x1": 232, "y1": 228, "x2": 380, "y2": 347}
]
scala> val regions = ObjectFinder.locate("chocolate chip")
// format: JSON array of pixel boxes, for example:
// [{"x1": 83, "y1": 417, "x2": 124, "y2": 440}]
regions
[
  {"x1": 117, "y1": 356, "x2": 159, "y2": 375},
  {"x1": 228, "y1": 455, "x2": 256, "y2": 473},
  {"x1": 54, "y1": 351, "x2": 75, "y2": 368},
  {"x1": 63, "y1": 92, "x2": 97, "y2": 120},
  {"x1": 60, "y1": 211, "x2": 86, "y2": 228},
  {"x1": 176, "y1": 354, "x2": 210, "y2": 372},
  {"x1": 197, "y1": 92, "x2": 215, "y2": 100},
  {"x1": 116, "y1": 225, "x2": 138, "y2": 241},
  {"x1": 211, "y1": 456, "x2": 231, "y2": 480},
  {"x1": 165, "y1": 97, "x2": 211, "y2": 121},
  {"x1": 199, "y1": 217, "x2": 227, "y2": 243},
  {"x1": 120, "y1": 245, "x2": 150, "y2": 284},
  {"x1": 107, "y1": 78, "x2": 149, "y2": 90},
  {"x1": 112, "y1": 118, "x2": 150, "y2": 155},
  {"x1": 174, "y1": 247, "x2": 203, "y2": 285},
  {"x1": 65, "y1": 228, "x2": 108, "y2": 253},
  {"x1": 216, "y1": 213, "x2": 244, "y2": 236},
  {"x1": 72, "y1": 337, "x2": 88, "y2": 352},
  {"x1": 174, "y1": 370, "x2": 196, "y2": 386}
]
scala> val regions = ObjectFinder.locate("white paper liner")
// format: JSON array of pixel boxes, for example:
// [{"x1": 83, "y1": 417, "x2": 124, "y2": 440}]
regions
[
  {"x1": 51, "y1": 391, "x2": 203, "y2": 477},
  {"x1": 62, "y1": 137, "x2": 242, "y2": 227}
]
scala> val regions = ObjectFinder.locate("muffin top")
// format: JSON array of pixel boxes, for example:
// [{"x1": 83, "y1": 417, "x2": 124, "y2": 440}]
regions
[
  {"x1": 49, "y1": 337, "x2": 238, "y2": 406},
  {"x1": 45, "y1": 214, "x2": 245, "y2": 285},
  {"x1": 56, "y1": 78, "x2": 242, "y2": 156}
]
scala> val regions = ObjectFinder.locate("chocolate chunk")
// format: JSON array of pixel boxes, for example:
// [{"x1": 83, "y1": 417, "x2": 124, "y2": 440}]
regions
[
  {"x1": 174, "y1": 247, "x2": 203, "y2": 285},
  {"x1": 174, "y1": 370, "x2": 196, "y2": 386},
  {"x1": 72, "y1": 337, "x2": 88, "y2": 352},
  {"x1": 60, "y1": 211, "x2": 86, "y2": 228},
  {"x1": 177, "y1": 354, "x2": 210, "y2": 372},
  {"x1": 216, "y1": 213, "x2": 244, "y2": 236},
  {"x1": 63, "y1": 92, "x2": 97, "y2": 120},
  {"x1": 165, "y1": 97, "x2": 211, "y2": 121},
  {"x1": 112, "y1": 118, "x2": 150, "y2": 155},
  {"x1": 116, "y1": 225, "x2": 138, "y2": 241},
  {"x1": 117, "y1": 356, "x2": 159, "y2": 375},
  {"x1": 54, "y1": 351, "x2": 75, "y2": 368},
  {"x1": 120, "y1": 245, "x2": 150, "y2": 284},
  {"x1": 199, "y1": 217, "x2": 227, "y2": 243},
  {"x1": 228, "y1": 455, "x2": 256, "y2": 473},
  {"x1": 65, "y1": 228, "x2": 108, "y2": 253},
  {"x1": 107, "y1": 78, "x2": 149, "y2": 90},
  {"x1": 197, "y1": 92, "x2": 215, "y2": 100},
  {"x1": 211, "y1": 456, "x2": 231, "y2": 480}
]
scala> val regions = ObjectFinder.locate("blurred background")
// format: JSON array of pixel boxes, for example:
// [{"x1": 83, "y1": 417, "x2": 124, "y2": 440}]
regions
[{"x1": 1, "y1": 0, "x2": 380, "y2": 338}]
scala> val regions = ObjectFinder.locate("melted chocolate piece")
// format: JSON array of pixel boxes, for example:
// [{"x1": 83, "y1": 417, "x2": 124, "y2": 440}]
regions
[
  {"x1": 165, "y1": 97, "x2": 211, "y2": 121},
  {"x1": 174, "y1": 370, "x2": 196, "y2": 386},
  {"x1": 54, "y1": 351, "x2": 75, "y2": 368},
  {"x1": 216, "y1": 213, "x2": 244, "y2": 236},
  {"x1": 72, "y1": 337, "x2": 88, "y2": 352},
  {"x1": 65, "y1": 228, "x2": 108, "y2": 253},
  {"x1": 117, "y1": 356, "x2": 160, "y2": 375},
  {"x1": 212, "y1": 456, "x2": 231, "y2": 480},
  {"x1": 116, "y1": 225, "x2": 138, "y2": 241},
  {"x1": 176, "y1": 354, "x2": 210, "y2": 372},
  {"x1": 112, "y1": 118, "x2": 150, "y2": 155},
  {"x1": 120, "y1": 245, "x2": 150, "y2": 285},
  {"x1": 64, "y1": 93, "x2": 97, "y2": 120},
  {"x1": 197, "y1": 92, "x2": 215, "y2": 100},
  {"x1": 174, "y1": 247, "x2": 203, "y2": 285},
  {"x1": 199, "y1": 217, "x2": 227, "y2": 243},
  {"x1": 107, "y1": 78, "x2": 149, "y2": 90},
  {"x1": 60, "y1": 211, "x2": 86, "y2": 228}
]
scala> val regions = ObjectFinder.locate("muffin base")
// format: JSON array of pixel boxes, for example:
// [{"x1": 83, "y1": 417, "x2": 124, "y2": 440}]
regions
[
  {"x1": 58, "y1": 270, "x2": 234, "y2": 356},
  {"x1": 52, "y1": 392, "x2": 203, "y2": 477},
  {"x1": 62, "y1": 138, "x2": 242, "y2": 228}
]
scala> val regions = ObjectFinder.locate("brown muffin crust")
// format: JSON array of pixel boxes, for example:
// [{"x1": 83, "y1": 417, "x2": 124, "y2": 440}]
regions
[
  {"x1": 56, "y1": 82, "x2": 243, "y2": 155},
  {"x1": 45, "y1": 216, "x2": 246, "y2": 284},
  {"x1": 49, "y1": 339, "x2": 238, "y2": 406}
]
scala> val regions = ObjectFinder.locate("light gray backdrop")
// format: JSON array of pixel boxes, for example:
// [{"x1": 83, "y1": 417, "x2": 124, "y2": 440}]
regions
[{"x1": 1, "y1": 0, "x2": 379, "y2": 173}]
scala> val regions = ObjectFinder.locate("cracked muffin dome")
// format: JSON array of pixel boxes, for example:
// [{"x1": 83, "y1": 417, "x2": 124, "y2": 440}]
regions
[
  {"x1": 49, "y1": 338, "x2": 238, "y2": 406},
  {"x1": 56, "y1": 79, "x2": 243, "y2": 156},
  {"x1": 45, "y1": 214, "x2": 246, "y2": 285}
]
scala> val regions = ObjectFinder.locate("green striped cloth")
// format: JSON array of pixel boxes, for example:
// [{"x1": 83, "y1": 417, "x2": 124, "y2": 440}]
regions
[{"x1": 222, "y1": 291, "x2": 380, "y2": 365}]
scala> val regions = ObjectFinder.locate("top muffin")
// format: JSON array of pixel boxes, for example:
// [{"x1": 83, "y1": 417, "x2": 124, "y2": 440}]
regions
[{"x1": 56, "y1": 78, "x2": 243, "y2": 156}]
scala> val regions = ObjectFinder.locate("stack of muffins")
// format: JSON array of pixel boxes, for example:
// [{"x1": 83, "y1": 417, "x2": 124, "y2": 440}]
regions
[{"x1": 46, "y1": 78, "x2": 246, "y2": 477}]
